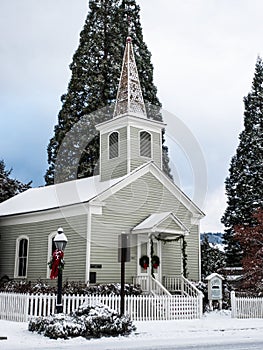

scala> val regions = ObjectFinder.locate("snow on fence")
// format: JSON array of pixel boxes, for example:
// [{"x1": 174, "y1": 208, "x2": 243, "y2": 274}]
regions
[
  {"x1": 231, "y1": 291, "x2": 263, "y2": 318},
  {"x1": 0, "y1": 292, "x2": 202, "y2": 322}
]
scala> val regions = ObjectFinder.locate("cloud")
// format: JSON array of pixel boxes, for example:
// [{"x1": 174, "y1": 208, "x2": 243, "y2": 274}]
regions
[{"x1": 200, "y1": 185, "x2": 227, "y2": 232}]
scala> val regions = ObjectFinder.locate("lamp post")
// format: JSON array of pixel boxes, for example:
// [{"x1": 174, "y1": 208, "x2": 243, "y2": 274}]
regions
[{"x1": 54, "y1": 227, "x2": 68, "y2": 313}]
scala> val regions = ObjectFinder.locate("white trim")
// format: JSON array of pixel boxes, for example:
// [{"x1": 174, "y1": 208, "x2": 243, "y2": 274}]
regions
[
  {"x1": 132, "y1": 212, "x2": 190, "y2": 235},
  {"x1": 46, "y1": 231, "x2": 57, "y2": 279},
  {"x1": 85, "y1": 207, "x2": 91, "y2": 285},
  {"x1": 159, "y1": 131, "x2": 163, "y2": 171},
  {"x1": 108, "y1": 131, "x2": 120, "y2": 160},
  {"x1": 85, "y1": 204, "x2": 102, "y2": 284},
  {"x1": 91, "y1": 162, "x2": 205, "y2": 218},
  {"x1": 136, "y1": 234, "x2": 162, "y2": 282},
  {"x1": 139, "y1": 130, "x2": 152, "y2": 159},
  {"x1": 96, "y1": 113, "x2": 165, "y2": 135},
  {"x1": 127, "y1": 124, "x2": 131, "y2": 173},
  {"x1": 14, "y1": 235, "x2": 29, "y2": 279},
  {"x1": 0, "y1": 202, "x2": 94, "y2": 226},
  {"x1": 90, "y1": 161, "x2": 205, "y2": 220},
  {"x1": 99, "y1": 127, "x2": 102, "y2": 181}
]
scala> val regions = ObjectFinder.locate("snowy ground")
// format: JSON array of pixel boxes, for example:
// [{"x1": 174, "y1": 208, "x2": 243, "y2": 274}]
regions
[{"x1": 1, "y1": 310, "x2": 263, "y2": 350}]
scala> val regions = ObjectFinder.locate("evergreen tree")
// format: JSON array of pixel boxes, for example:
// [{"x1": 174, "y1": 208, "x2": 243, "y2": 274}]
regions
[
  {"x1": 201, "y1": 235, "x2": 225, "y2": 280},
  {"x1": 0, "y1": 160, "x2": 31, "y2": 203},
  {"x1": 221, "y1": 56, "x2": 263, "y2": 266},
  {"x1": 45, "y1": 0, "x2": 171, "y2": 185},
  {"x1": 234, "y1": 208, "x2": 263, "y2": 293}
]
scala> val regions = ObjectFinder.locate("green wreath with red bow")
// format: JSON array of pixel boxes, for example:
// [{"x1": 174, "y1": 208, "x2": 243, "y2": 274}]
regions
[{"x1": 48, "y1": 249, "x2": 64, "y2": 279}]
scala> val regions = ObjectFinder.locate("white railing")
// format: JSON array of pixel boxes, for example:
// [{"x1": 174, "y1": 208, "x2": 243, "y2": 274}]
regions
[
  {"x1": 231, "y1": 291, "x2": 263, "y2": 318},
  {"x1": 163, "y1": 275, "x2": 202, "y2": 298},
  {"x1": 133, "y1": 276, "x2": 171, "y2": 296},
  {"x1": 0, "y1": 292, "x2": 202, "y2": 322}
]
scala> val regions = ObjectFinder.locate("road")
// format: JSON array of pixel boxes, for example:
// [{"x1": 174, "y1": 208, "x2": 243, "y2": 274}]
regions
[{"x1": 23, "y1": 340, "x2": 263, "y2": 350}]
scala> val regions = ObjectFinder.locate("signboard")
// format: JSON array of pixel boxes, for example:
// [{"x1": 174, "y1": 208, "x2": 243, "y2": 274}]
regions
[{"x1": 118, "y1": 233, "x2": 131, "y2": 263}]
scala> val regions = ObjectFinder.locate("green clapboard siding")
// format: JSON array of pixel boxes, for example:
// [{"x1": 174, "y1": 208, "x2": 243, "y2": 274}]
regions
[
  {"x1": 90, "y1": 172, "x2": 200, "y2": 283},
  {"x1": 130, "y1": 127, "x2": 162, "y2": 171},
  {"x1": 0, "y1": 215, "x2": 87, "y2": 282},
  {"x1": 100, "y1": 127, "x2": 127, "y2": 181}
]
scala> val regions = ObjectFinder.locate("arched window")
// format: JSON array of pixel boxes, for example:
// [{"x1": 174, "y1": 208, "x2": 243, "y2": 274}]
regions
[
  {"x1": 47, "y1": 231, "x2": 57, "y2": 278},
  {"x1": 109, "y1": 131, "x2": 119, "y2": 159},
  {"x1": 140, "y1": 131, "x2": 152, "y2": 158},
  {"x1": 15, "y1": 236, "x2": 29, "y2": 278}
]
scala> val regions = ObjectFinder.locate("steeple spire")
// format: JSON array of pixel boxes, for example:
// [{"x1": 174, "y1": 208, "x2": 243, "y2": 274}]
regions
[{"x1": 113, "y1": 36, "x2": 147, "y2": 118}]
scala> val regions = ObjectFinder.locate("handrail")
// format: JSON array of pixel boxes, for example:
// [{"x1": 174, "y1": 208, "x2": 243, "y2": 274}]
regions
[
  {"x1": 133, "y1": 275, "x2": 171, "y2": 296},
  {"x1": 181, "y1": 276, "x2": 203, "y2": 298},
  {"x1": 163, "y1": 275, "x2": 203, "y2": 298},
  {"x1": 149, "y1": 276, "x2": 171, "y2": 296}
]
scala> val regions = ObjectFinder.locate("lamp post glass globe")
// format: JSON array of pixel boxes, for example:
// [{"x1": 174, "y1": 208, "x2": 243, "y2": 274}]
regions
[{"x1": 54, "y1": 227, "x2": 68, "y2": 251}]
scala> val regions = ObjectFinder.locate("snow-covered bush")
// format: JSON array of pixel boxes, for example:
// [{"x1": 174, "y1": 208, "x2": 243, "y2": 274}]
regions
[
  {"x1": 28, "y1": 304, "x2": 136, "y2": 340},
  {"x1": 0, "y1": 279, "x2": 142, "y2": 296}
]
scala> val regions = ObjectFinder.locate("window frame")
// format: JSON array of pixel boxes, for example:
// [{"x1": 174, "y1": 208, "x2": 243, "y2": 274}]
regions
[
  {"x1": 14, "y1": 235, "x2": 29, "y2": 278},
  {"x1": 139, "y1": 130, "x2": 152, "y2": 158},
  {"x1": 108, "y1": 131, "x2": 120, "y2": 160},
  {"x1": 46, "y1": 231, "x2": 57, "y2": 279}
]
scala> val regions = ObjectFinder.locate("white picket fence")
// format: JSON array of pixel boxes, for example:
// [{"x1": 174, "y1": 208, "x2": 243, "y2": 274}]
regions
[
  {"x1": 0, "y1": 292, "x2": 203, "y2": 322},
  {"x1": 231, "y1": 291, "x2": 263, "y2": 318}
]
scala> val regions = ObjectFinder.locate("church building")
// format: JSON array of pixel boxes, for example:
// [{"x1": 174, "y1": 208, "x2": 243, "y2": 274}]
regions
[{"x1": 0, "y1": 36, "x2": 204, "y2": 292}]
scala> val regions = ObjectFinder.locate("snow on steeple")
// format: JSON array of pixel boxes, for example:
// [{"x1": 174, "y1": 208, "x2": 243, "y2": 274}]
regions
[{"x1": 113, "y1": 36, "x2": 147, "y2": 118}]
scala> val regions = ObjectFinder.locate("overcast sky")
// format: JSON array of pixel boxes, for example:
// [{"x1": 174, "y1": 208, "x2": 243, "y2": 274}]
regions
[{"x1": 0, "y1": 0, "x2": 262, "y2": 232}]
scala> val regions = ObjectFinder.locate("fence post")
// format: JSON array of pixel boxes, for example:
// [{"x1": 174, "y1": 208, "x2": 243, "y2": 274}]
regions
[{"x1": 231, "y1": 291, "x2": 236, "y2": 318}]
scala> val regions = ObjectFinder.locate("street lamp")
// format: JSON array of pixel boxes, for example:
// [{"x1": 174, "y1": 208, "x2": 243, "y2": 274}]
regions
[{"x1": 54, "y1": 227, "x2": 68, "y2": 313}]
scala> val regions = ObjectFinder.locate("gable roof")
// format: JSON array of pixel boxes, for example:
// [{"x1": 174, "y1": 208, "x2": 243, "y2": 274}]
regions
[
  {"x1": 132, "y1": 212, "x2": 189, "y2": 235},
  {"x1": 90, "y1": 161, "x2": 205, "y2": 218},
  {"x1": 0, "y1": 175, "x2": 121, "y2": 217},
  {"x1": 0, "y1": 161, "x2": 205, "y2": 219}
]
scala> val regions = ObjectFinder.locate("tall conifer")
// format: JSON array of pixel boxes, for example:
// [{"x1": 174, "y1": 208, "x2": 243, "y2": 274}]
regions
[
  {"x1": 0, "y1": 160, "x2": 31, "y2": 202},
  {"x1": 45, "y1": 0, "x2": 170, "y2": 185},
  {"x1": 221, "y1": 57, "x2": 263, "y2": 266}
]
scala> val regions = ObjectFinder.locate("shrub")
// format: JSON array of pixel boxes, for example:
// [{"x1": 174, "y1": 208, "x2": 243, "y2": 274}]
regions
[
  {"x1": 28, "y1": 304, "x2": 136, "y2": 340},
  {"x1": 0, "y1": 280, "x2": 142, "y2": 296}
]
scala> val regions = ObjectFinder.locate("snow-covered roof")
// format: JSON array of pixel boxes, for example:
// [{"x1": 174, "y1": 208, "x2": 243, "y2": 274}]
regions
[
  {"x1": 205, "y1": 273, "x2": 224, "y2": 281},
  {"x1": 0, "y1": 175, "x2": 122, "y2": 217},
  {"x1": 0, "y1": 161, "x2": 205, "y2": 219},
  {"x1": 132, "y1": 212, "x2": 189, "y2": 235}
]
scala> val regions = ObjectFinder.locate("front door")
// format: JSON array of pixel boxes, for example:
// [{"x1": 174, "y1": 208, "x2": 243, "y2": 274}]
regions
[{"x1": 137, "y1": 235, "x2": 161, "y2": 282}]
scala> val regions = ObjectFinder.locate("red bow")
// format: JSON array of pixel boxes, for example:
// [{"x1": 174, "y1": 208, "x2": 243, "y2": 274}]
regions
[{"x1": 50, "y1": 249, "x2": 64, "y2": 279}]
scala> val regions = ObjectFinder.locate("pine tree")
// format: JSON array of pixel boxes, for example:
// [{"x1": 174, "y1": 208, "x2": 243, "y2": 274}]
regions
[
  {"x1": 201, "y1": 235, "x2": 225, "y2": 280},
  {"x1": 0, "y1": 160, "x2": 31, "y2": 203},
  {"x1": 45, "y1": 0, "x2": 171, "y2": 185},
  {"x1": 234, "y1": 208, "x2": 263, "y2": 293},
  {"x1": 221, "y1": 56, "x2": 263, "y2": 266}
]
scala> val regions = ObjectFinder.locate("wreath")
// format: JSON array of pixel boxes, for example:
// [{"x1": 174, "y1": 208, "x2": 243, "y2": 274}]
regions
[
  {"x1": 48, "y1": 249, "x2": 64, "y2": 279},
  {"x1": 139, "y1": 255, "x2": 149, "y2": 270},
  {"x1": 152, "y1": 255, "x2": 160, "y2": 269}
]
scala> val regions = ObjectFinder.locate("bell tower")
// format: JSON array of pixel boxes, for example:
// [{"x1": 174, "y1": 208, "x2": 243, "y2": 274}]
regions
[{"x1": 96, "y1": 36, "x2": 165, "y2": 181}]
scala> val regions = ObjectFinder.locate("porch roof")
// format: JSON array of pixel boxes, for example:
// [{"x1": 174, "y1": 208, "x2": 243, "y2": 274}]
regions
[{"x1": 131, "y1": 212, "x2": 189, "y2": 238}]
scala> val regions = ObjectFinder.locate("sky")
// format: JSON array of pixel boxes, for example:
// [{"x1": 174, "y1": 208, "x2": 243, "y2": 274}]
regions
[
  {"x1": 1, "y1": 310, "x2": 263, "y2": 349},
  {"x1": 0, "y1": 0, "x2": 263, "y2": 233}
]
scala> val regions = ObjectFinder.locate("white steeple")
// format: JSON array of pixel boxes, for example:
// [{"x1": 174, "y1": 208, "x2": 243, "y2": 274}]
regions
[{"x1": 113, "y1": 36, "x2": 147, "y2": 118}]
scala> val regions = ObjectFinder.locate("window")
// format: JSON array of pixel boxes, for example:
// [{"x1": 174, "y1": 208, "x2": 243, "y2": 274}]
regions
[
  {"x1": 15, "y1": 236, "x2": 29, "y2": 278},
  {"x1": 109, "y1": 131, "x2": 119, "y2": 159},
  {"x1": 140, "y1": 131, "x2": 152, "y2": 158},
  {"x1": 47, "y1": 231, "x2": 57, "y2": 278}
]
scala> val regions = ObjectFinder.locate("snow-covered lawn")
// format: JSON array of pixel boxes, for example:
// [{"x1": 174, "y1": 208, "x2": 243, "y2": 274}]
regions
[{"x1": 1, "y1": 310, "x2": 263, "y2": 349}]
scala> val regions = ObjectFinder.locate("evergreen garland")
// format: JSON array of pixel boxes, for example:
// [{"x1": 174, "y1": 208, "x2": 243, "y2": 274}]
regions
[{"x1": 150, "y1": 235, "x2": 188, "y2": 278}]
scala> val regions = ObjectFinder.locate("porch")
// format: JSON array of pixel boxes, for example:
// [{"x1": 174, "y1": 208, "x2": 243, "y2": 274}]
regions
[{"x1": 133, "y1": 275, "x2": 202, "y2": 298}]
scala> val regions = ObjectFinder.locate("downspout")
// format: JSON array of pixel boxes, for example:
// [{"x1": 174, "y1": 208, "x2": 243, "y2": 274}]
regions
[{"x1": 85, "y1": 206, "x2": 92, "y2": 285}]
